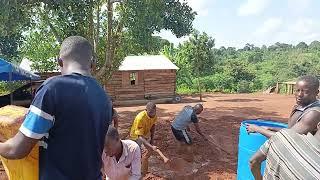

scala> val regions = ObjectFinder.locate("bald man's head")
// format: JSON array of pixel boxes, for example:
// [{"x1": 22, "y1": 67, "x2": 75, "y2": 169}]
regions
[
  {"x1": 194, "y1": 104, "x2": 203, "y2": 115},
  {"x1": 59, "y1": 36, "x2": 93, "y2": 67}
]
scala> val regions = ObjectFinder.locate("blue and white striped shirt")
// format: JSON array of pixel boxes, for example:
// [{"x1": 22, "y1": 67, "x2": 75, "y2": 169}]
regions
[{"x1": 19, "y1": 73, "x2": 111, "y2": 180}]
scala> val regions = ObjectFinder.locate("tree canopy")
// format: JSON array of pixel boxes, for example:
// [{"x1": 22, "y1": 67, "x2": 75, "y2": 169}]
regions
[{"x1": 1, "y1": 0, "x2": 196, "y2": 80}]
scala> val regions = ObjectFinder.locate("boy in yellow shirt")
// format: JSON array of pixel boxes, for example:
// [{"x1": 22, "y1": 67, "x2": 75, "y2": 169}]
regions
[{"x1": 129, "y1": 102, "x2": 158, "y2": 175}]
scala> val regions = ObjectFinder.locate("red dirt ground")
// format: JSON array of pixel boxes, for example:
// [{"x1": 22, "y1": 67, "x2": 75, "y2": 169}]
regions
[
  {"x1": 0, "y1": 93, "x2": 295, "y2": 180},
  {"x1": 118, "y1": 93, "x2": 295, "y2": 180}
]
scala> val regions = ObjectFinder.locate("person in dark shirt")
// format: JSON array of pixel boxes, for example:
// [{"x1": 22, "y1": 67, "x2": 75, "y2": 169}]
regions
[
  {"x1": 246, "y1": 75, "x2": 320, "y2": 138},
  {"x1": 0, "y1": 36, "x2": 112, "y2": 180}
]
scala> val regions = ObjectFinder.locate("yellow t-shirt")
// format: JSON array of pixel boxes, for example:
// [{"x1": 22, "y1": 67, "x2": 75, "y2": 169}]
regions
[{"x1": 129, "y1": 110, "x2": 157, "y2": 140}]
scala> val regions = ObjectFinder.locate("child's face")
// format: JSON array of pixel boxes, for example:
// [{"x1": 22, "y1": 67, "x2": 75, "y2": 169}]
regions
[
  {"x1": 147, "y1": 107, "x2": 156, "y2": 118},
  {"x1": 104, "y1": 139, "x2": 118, "y2": 157}
]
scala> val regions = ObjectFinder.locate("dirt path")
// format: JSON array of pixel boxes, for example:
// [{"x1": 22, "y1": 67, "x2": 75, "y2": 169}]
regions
[
  {"x1": 117, "y1": 93, "x2": 295, "y2": 179},
  {"x1": 0, "y1": 93, "x2": 295, "y2": 179}
]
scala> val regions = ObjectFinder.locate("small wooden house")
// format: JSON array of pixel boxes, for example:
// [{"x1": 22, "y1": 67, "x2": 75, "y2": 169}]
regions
[{"x1": 105, "y1": 55, "x2": 179, "y2": 104}]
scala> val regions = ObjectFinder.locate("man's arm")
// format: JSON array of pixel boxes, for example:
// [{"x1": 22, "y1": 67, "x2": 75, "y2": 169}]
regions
[
  {"x1": 129, "y1": 145, "x2": 142, "y2": 180},
  {"x1": 186, "y1": 125, "x2": 191, "y2": 132},
  {"x1": 250, "y1": 136, "x2": 272, "y2": 180},
  {"x1": 246, "y1": 124, "x2": 277, "y2": 138},
  {"x1": 264, "y1": 126, "x2": 282, "y2": 132},
  {"x1": 150, "y1": 124, "x2": 155, "y2": 145},
  {"x1": 249, "y1": 150, "x2": 266, "y2": 180},
  {"x1": 0, "y1": 132, "x2": 38, "y2": 159},
  {"x1": 0, "y1": 84, "x2": 55, "y2": 159},
  {"x1": 190, "y1": 113, "x2": 207, "y2": 140},
  {"x1": 194, "y1": 123, "x2": 207, "y2": 140},
  {"x1": 137, "y1": 136, "x2": 157, "y2": 151},
  {"x1": 291, "y1": 110, "x2": 320, "y2": 134}
]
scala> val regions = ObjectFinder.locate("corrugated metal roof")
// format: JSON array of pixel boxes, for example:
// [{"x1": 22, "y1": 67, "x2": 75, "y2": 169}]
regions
[
  {"x1": 19, "y1": 58, "x2": 60, "y2": 73},
  {"x1": 118, "y1": 55, "x2": 179, "y2": 71},
  {"x1": 19, "y1": 58, "x2": 34, "y2": 72}
]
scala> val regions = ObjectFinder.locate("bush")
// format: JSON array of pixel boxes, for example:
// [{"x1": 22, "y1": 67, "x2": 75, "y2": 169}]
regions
[
  {"x1": 201, "y1": 74, "x2": 235, "y2": 92},
  {"x1": 0, "y1": 81, "x2": 27, "y2": 96},
  {"x1": 176, "y1": 84, "x2": 198, "y2": 95},
  {"x1": 237, "y1": 80, "x2": 253, "y2": 93}
]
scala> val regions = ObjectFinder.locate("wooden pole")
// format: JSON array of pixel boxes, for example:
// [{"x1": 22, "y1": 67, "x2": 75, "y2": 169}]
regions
[
  {"x1": 285, "y1": 84, "x2": 288, "y2": 95},
  {"x1": 9, "y1": 72, "x2": 13, "y2": 105},
  {"x1": 198, "y1": 77, "x2": 202, "y2": 101},
  {"x1": 275, "y1": 82, "x2": 279, "y2": 94}
]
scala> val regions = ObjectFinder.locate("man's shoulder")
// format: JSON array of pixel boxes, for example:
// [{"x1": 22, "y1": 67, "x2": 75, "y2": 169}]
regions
[
  {"x1": 184, "y1": 105, "x2": 193, "y2": 110},
  {"x1": 41, "y1": 74, "x2": 103, "y2": 92},
  {"x1": 274, "y1": 129, "x2": 305, "y2": 142},
  {"x1": 300, "y1": 107, "x2": 320, "y2": 124},
  {"x1": 277, "y1": 128, "x2": 294, "y2": 135},
  {"x1": 34, "y1": 76, "x2": 62, "y2": 94},
  {"x1": 311, "y1": 100, "x2": 320, "y2": 107},
  {"x1": 307, "y1": 106, "x2": 320, "y2": 114},
  {"x1": 122, "y1": 140, "x2": 140, "y2": 150},
  {"x1": 40, "y1": 75, "x2": 70, "y2": 89},
  {"x1": 136, "y1": 111, "x2": 147, "y2": 120}
]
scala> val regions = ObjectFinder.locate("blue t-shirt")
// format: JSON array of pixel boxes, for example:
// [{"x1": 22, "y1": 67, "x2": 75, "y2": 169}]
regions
[
  {"x1": 19, "y1": 73, "x2": 111, "y2": 180},
  {"x1": 171, "y1": 105, "x2": 198, "y2": 130}
]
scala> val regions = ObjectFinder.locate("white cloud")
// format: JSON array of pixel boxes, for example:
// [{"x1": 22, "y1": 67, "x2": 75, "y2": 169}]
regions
[
  {"x1": 290, "y1": 18, "x2": 318, "y2": 34},
  {"x1": 288, "y1": 0, "x2": 312, "y2": 14},
  {"x1": 183, "y1": 0, "x2": 213, "y2": 17},
  {"x1": 252, "y1": 17, "x2": 320, "y2": 46},
  {"x1": 254, "y1": 17, "x2": 283, "y2": 36},
  {"x1": 238, "y1": 0, "x2": 270, "y2": 16},
  {"x1": 155, "y1": 30, "x2": 189, "y2": 46},
  {"x1": 284, "y1": 18, "x2": 320, "y2": 43},
  {"x1": 304, "y1": 33, "x2": 320, "y2": 41}
]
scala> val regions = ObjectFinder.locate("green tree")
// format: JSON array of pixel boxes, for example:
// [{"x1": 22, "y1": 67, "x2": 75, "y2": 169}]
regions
[
  {"x1": 174, "y1": 31, "x2": 215, "y2": 100},
  {"x1": 296, "y1": 41, "x2": 308, "y2": 49},
  {"x1": 309, "y1": 40, "x2": 320, "y2": 50},
  {"x1": 21, "y1": 30, "x2": 59, "y2": 72},
  {"x1": 0, "y1": 1, "x2": 33, "y2": 61},
  {"x1": 172, "y1": 34, "x2": 320, "y2": 94},
  {"x1": 2, "y1": 0, "x2": 196, "y2": 83}
]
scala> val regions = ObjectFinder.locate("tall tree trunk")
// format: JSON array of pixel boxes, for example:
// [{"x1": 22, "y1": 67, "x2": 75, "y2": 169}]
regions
[
  {"x1": 196, "y1": 47, "x2": 202, "y2": 101},
  {"x1": 88, "y1": 0, "x2": 95, "y2": 47},
  {"x1": 94, "y1": 0, "x2": 101, "y2": 54},
  {"x1": 106, "y1": 0, "x2": 113, "y2": 69},
  {"x1": 96, "y1": 0, "x2": 113, "y2": 81}
]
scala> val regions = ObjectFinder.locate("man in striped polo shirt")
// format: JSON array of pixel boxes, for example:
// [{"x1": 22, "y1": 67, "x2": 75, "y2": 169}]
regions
[{"x1": 249, "y1": 126, "x2": 320, "y2": 179}]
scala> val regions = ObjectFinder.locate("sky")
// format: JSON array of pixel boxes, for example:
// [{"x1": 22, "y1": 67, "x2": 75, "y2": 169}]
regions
[{"x1": 156, "y1": 0, "x2": 320, "y2": 49}]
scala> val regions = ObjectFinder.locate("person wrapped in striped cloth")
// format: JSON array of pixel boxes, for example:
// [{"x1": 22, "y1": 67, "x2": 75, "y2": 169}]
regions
[{"x1": 250, "y1": 127, "x2": 320, "y2": 180}]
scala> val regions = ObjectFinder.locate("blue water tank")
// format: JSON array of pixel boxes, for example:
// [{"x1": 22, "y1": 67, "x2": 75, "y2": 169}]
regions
[{"x1": 236, "y1": 119, "x2": 288, "y2": 180}]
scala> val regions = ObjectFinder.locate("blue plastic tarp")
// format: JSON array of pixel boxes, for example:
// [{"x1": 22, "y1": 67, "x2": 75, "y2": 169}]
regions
[{"x1": 0, "y1": 58, "x2": 40, "y2": 81}]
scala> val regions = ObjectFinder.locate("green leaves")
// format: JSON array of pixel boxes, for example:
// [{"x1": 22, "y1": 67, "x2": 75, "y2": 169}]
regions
[
  {"x1": 118, "y1": 0, "x2": 195, "y2": 54},
  {"x1": 21, "y1": 30, "x2": 59, "y2": 72},
  {"x1": 176, "y1": 31, "x2": 215, "y2": 77},
  {"x1": 1, "y1": 0, "x2": 195, "y2": 82},
  {"x1": 169, "y1": 34, "x2": 320, "y2": 94},
  {"x1": 0, "y1": 0, "x2": 33, "y2": 61}
]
